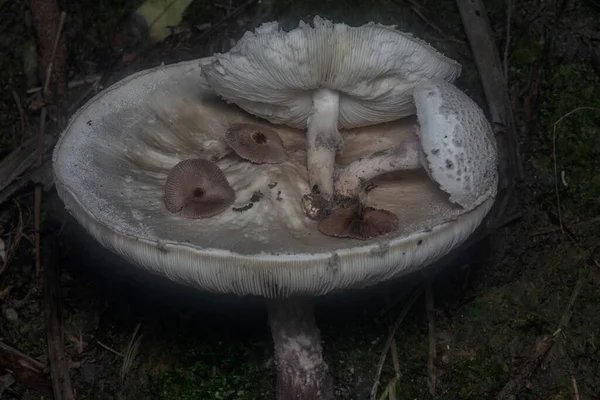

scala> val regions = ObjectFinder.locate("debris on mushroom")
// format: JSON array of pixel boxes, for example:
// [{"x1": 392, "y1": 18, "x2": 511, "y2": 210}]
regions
[
  {"x1": 202, "y1": 17, "x2": 462, "y2": 218},
  {"x1": 164, "y1": 158, "x2": 235, "y2": 218},
  {"x1": 225, "y1": 123, "x2": 288, "y2": 164},
  {"x1": 318, "y1": 205, "x2": 399, "y2": 240}
]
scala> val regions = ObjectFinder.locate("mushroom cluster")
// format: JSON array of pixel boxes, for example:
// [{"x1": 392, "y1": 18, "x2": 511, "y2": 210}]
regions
[
  {"x1": 202, "y1": 17, "x2": 465, "y2": 220},
  {"x1": 52, "y1": 17, "x2": 499, "y2": 400}
]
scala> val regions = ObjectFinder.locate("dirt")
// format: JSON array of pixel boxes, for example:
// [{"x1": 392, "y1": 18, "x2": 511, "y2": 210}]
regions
[{"x1": 1, "y1": 0, "x2": 599, "y2": 399}]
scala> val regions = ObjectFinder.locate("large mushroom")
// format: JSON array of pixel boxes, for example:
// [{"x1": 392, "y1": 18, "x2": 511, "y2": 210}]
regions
[
  {"x1": 52, "y1": 37, "x2": 498, "y2": 400},
  {"x1": 202, "y1": 16, "x2": 461, "y2": 215}
]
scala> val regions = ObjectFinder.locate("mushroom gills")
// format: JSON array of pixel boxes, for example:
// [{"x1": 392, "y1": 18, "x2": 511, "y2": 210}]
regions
[{"x1": 225, "y1": 123, "x2": 288, "y2": 164}]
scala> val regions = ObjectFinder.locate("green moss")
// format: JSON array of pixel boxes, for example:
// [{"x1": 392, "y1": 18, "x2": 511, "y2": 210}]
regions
[
  {"x1": 143, "y1": 337, "x2": 273, "y2": 400},
  {"x1": 533, "y1": 63, "x2": 600, "y2": 218}
]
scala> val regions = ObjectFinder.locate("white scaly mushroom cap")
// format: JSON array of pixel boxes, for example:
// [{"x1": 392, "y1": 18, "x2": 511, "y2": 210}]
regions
[
  {"x1": 413, "y1": 80, "x2": 498, "y2": 209},
  {"x1": 52, "y1": 58, "x2": 496, "y2": 299},
  {"x1": 202, "y1": 16, "x2": 462, "y2": 129}
]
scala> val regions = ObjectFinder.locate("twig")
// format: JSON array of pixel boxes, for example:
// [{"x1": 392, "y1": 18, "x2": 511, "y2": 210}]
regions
[
  {"x1": 425, "y1": 281, "x2": 437, "y2": 398},
  {"x1": 120, "y1": 323, "x2": 143, "y2": 385},
  {"x1": 0, "y1": 341, "x2": 53, "y2": 397},
  {"x1": 34, "y1": 10, "x2": 66, "y2": 282},
  {"x1": 571, "y1": 376, "x2": 580, "y2": 400},
  {"x1": 529, "y1": 216, "x2": 600, "y2": 237},
  {"x1": 407, "y1": 0, "x2": 446, "y2": 37},
  {"x1": 503, "y1": 0, "x2": 512, "y2": 84},
  {"x1": 0, "y1": 201, "x2": 24, "y2": 279},
  {"x1": 377, "y1": 377, "x2": 399, "y2": 400},
  {"x1": 44, "y1": 236, "x2": 76, "y2": 400},
  {"x1": 551, "y1": 107, "x2": 600, "y2": 233},
  {"x1": 371, "y1": 287, "x2": 424, "y2": 400},
  {"x1": 196, "y1": 0, "x2": 257, "y2": 42},
  {"x1": 384, "y1": 289, "x2": 402, "y2": 378},
  {"x1": 26, "y1": 75, "x2": 102, "y2": 94},
  {"x1": 11, "y1": 90, "x2": 27, "y2": 140},
  {"x1": 96, "y1": 341, "x2": 125, "y2": 358},
  {"x1": 456, "y1": 0, "x2": 523, "y2": 232}
]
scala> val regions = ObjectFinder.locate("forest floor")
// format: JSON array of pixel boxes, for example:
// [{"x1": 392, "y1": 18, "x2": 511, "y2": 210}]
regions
[{"x1": 1, "y1": 0, "x2": 599, "y2": 399}]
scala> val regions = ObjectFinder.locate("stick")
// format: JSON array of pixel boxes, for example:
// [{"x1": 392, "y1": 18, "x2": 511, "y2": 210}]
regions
[
  {"x1": 503, "y1": 0, "x2": 512, "y2": 85},
  {"x1": 0, "y1": 341, "x2": 54, "y2": 397},
  {"x1": 371, "y1": 287, "x2": 424, "y2": 400},
  {"x1": 425, "y1": 281, "x2": 437, "y2": 397},
  {"x1": 196, "y1": 0, "x2": 257, "y2": 42},
  {"x1": 44, "y1": 236, "x2": 76, "y2": 400},
  {"x1": 34, "y1": 10, "x2": 66, "y2": 282},
  {"x1": 456, "y1": 0, "x2": 523, "y2": 230}
]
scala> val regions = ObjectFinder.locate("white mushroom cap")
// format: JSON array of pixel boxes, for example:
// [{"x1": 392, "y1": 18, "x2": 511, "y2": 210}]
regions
[
  {"x1": 202, "y1": 16, "x2": 461, "y2": 129},
  {"x1": 413, "y1": 80, "x2": 498, "y2": 209},
  {"x1": 52, "y1": 58, "x2": 496, "y2": 299}
]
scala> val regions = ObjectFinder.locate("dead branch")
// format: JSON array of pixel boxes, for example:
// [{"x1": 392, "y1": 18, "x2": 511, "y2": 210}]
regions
[
  {"x1": 0, "y1": 135, "x2": 55, "y2": 196},
  {"x1": 456, "y1": 0, "x2": 523, "y2": 231},
  {"x1": 44, "y1": 236, "x2": 76, "y2": 400},
  {"x1": 0, "y1": 341, "x2": 54, "y2": 397},
  {"x1": 28, "y1": 0, "x2": 68, "y2": 98},
  {"x1": 196, "y1": 0, "x2": 258, "y2": 42},
  {"x1": 425, "y1": 281, "x2": 437, "y2": 397}
]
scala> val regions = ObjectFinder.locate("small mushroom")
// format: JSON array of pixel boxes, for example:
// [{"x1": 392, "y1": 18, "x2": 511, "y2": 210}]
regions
[
  {"x1": 225, "y1": 123, "x2": 287, "y2": 164},
  {"x1": 318, "y1": 206, "x2": 399, "y2": 240},
  {"x1": 164, "y1": 158, "x2": 235, "y2": 218}
]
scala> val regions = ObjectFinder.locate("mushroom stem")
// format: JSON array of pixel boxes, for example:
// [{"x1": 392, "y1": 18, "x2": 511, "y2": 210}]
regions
[
  {"x1": 334, "y1": 138, "x2": 422, "y2": 198},
  {"x1": 306, "y1": 88, "x2": 343, "y2": 200},
  {"x1": 267, "y1": 297, "x2": 335, "y2": 400}
]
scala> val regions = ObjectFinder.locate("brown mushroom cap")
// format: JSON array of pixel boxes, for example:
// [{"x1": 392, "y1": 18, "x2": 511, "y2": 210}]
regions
[
  {"x1": 164, "y1": 158, "x2": 235, "y2": 219},
  {"x1": 225, "y1": 123, "x2": 287, "y2": 164},
  {"x1": 318, "y1": 206, "x2": 399, "y2": 240}
]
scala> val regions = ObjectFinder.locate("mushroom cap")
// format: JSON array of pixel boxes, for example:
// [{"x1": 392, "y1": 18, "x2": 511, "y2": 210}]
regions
[
  {"x1": 225, "y1": 123, "x2": 288, "y2": 164},
  {"x1": 412, "y1": 79, "x2": 498, "y2": 209},
  {"x1": 52, "y1": 58, "x2": 496, "y2": 298},
  {"x1": 164, "y1": 158, "x2": 235, "y2": 218},
  {"x1": 202, "y1": 16, "x2": 461, "y2": 129}
]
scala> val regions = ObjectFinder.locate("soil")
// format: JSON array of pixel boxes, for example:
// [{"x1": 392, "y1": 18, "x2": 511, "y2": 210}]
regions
[{"x1": 1, "y1": 0, "x2": 599, "y2": 399}]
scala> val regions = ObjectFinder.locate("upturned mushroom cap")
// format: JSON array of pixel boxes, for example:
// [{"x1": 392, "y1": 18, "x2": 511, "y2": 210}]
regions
[
  {"x1": 202, "y1": 16, "x2": 461, "y2": 129},
  {"x1": 52, "y1": 58, "x2": 497, "y2": 298},
  {"x1": 225, "y1": 123, "x2": 287, "y2": 164},
  {"x1": 164, "y1": 158, "x2": 235, "y2": 218},
  {"x1": 412, "y1": 79, "x2": 498, "y2": 209}
]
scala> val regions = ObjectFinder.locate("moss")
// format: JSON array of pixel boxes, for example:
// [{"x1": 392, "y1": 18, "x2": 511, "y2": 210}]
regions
[{"x1": 141, "y1": 335, "x2": 273, "y2": 400}]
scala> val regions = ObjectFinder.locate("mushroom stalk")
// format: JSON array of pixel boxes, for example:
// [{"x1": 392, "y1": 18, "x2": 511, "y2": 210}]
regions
[
  {"x1": 306, "y1": 88, "x2": 343, "y2": 199},
  {"x1": 334, "y1": 138, "x2": 422, "y2": 198},
  {"x1": 267, "y1": 298, "x2": 335, "y2": 400}
]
